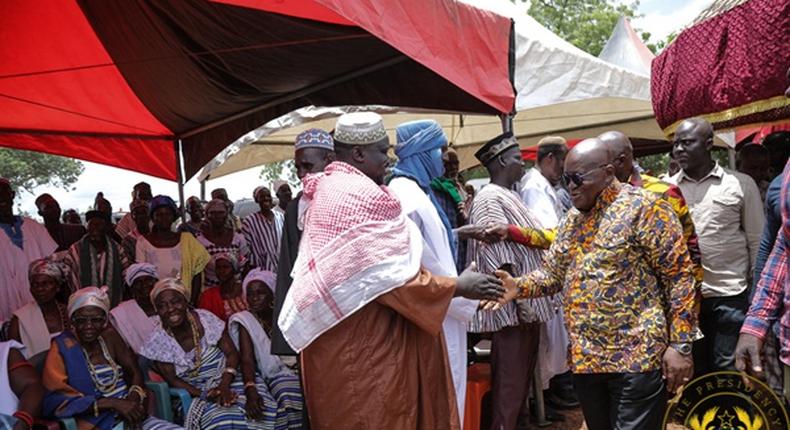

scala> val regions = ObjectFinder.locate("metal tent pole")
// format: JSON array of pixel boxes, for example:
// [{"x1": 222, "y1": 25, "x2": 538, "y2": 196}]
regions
[
  {"x1": 500, "y1": 113, "x2": 513, "y2": 134},
  {"x1": 175, "y1": 139, "x2": 186, "y2": 223}
]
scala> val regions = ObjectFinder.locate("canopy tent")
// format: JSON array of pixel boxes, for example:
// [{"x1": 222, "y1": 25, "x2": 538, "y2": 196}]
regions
[
  {"x1": 199, "y1": 4, "x2": 657, "y2": 179},
  {"x1": 598, "y1": 17, "x2": 654, "y2": 77},
  {"x1": 651, "y1": 0, "x2": 789, "y2": 137},
  {"x1": 0, "y1": 0, "x2": 515, "y2": 182}
]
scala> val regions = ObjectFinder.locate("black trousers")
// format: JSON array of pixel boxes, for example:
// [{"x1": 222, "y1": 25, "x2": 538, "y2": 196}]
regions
[
  {"x1": 572, "y1": 371, "x2": 667, "y2": 430},
  {"x1": 693, "y1": 291, "x2": 748, "y2": 375}
]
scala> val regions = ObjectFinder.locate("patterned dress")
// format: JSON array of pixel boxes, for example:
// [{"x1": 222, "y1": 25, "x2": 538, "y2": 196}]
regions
[{"x1": 141, "y1": 309, "x2": 287, "y2": 430}]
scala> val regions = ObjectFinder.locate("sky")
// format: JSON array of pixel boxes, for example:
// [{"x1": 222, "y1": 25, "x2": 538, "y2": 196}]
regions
[
  {"x1": 629, "y1": 0, "x2": 712, "y2": 44},
  {"x1": 14, "y1": 0, "x2": 713, "y2": 220}
]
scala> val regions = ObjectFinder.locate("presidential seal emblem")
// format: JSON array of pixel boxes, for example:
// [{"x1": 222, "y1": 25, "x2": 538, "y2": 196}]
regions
[{"x1": 664, "y1": 371, "x2": 788, "y2": 429}]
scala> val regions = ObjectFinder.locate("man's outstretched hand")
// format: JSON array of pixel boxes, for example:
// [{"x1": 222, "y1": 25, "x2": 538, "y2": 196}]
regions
[
  {"x1": 455, "y1": 262, "x2": 505, "y2": 300},
  {"x1": 480, "y1": 269, "x2": 520, "y2": 310}
]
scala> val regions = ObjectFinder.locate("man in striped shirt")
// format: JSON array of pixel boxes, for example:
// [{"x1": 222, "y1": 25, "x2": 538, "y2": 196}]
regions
[
  {"x1": 468, "y1": 132, "x2": 558, "y2": 429},
  {"x1": 242, "y1": 186, "x2": 284, "y2": 273}
]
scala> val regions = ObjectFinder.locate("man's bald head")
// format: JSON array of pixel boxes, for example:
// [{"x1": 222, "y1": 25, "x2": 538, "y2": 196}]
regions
[
  {"x1": 564, "y1": 138, "x2": 616, "y2": 211},
  {"x1": 598, "y1": 131, "x2": 634, "y2": 182},
  {"x1": 672, "y1": 117, "x2": 714, "y2": 174}
]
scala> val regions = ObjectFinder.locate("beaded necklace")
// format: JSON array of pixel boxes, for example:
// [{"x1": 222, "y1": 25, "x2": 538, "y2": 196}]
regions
[
  {"x1": 81, "y1": 336, "x2": 121, "y2": 394},
  {"x1": 167, "y1": 311, "x2": 202, "y2": 377}
]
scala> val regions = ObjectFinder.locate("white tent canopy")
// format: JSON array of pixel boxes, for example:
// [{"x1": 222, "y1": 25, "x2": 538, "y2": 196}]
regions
[{"x1": 199, "y1": 2, "x2": 656, "y2": 180}]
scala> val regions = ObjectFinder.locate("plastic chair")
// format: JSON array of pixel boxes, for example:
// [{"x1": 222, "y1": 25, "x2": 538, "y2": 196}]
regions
[
  {"x1": 464, "y1": 363, "x2": 492, "y2": 430},
  {"x1": 169, "y1": 387, "x2": 193, "y2": 417},
  {"x1": 146, "y1": 381, "x2": 173, "y2": 422}
]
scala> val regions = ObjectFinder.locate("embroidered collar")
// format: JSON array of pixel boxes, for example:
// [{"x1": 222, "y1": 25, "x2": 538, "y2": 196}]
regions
[{"x1": 0, "y1": 216, "x2": 23, "y2": 249}]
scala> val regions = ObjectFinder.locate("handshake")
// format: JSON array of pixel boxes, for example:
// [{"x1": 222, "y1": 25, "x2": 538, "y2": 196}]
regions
[
  {"x1": 455, "y1": 224, "x2": 510, "y2": 244},
  {"x1": 454, "y1": 262, "x2": 519, "y2": 311}
]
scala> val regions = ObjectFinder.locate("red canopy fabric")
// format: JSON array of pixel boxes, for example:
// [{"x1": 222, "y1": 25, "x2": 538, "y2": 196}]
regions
[
  {"x1": 0, "y1": 0, "x2": 514, "y2": 181},
  {"x1": 651, "y1": 0, "x2": 789, "y2": 136}
]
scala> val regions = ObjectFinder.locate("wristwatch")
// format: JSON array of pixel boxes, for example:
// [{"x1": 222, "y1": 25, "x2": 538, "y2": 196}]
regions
[{"x1": 670, "y1": 342, "x2": 692, "y2": 356}]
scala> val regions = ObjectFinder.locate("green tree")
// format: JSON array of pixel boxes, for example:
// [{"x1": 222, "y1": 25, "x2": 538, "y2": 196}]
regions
[
  {"x1": 527, "y1": 0, "x2": 644, "y2": 57},
  {"x1": 259, "y1": 160, "x2": 299, "y2": 188},
  {"x1": 0, "y1": 148, "x2": 83, "y2": 194}
]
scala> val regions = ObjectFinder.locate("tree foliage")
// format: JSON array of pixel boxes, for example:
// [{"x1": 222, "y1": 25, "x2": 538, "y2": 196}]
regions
[
  {"x1": 527, "y1": 0, "x2": 643, "y2": 57},
  {"x1": 0, "y1": 148, "x2": 84, "y2": 194},
  {"x1": 259, "y1": 160, "x2": 299, "y2": 189}
]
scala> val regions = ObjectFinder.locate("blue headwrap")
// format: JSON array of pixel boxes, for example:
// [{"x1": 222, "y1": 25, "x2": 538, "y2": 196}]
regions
[
  {"x1": 149, "y1": 195, "x2": 178, "y2": 218},
  {"x1": 391, "y1": 120, "x2": 457, "y2": 264}
]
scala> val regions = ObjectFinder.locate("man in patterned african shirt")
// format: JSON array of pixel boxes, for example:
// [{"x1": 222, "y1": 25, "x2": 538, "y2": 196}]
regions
[{"x1": 495, "y1": 138, "x2": 699, "y2": 430}]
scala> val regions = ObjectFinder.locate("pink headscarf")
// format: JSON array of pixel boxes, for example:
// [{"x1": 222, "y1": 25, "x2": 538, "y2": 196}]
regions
[{"x1": 242, "y1": 269, "x2": 276, "y2": 298}]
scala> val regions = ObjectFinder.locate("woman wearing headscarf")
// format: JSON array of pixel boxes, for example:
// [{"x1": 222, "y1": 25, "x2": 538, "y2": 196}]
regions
[
  {"x1": 8, "y1": 259, "x2": 71, "y2": 362},
  {"x1": 198, "y1": 253, "x2": 247, "y2": 321},
  {"x1": 136, "y1": 195, "x2": 210, "y2": 305},
  {"x1": 197, "y1": 199, "x2": 249, "y2": 291},
  {"x1": 228, "y1": 269, "x2": 302, "y2": 427},
  {"x1": 140, "y1": 279, "x2": 278, "y2": 429},
  {"x1": 109, "y1": 263, "x2": 161, "y2": 354},
  {"x1": 388, "y1": 119, "x2": 479, "y2": 421},
  {"x1": 41, "y1": 287, "x2": 181, "y2": 430}
]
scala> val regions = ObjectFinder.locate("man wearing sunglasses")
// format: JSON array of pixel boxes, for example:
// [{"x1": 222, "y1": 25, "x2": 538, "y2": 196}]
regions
[{"x1": 492, "y1": 137, "x2": 699, "y2": 430}]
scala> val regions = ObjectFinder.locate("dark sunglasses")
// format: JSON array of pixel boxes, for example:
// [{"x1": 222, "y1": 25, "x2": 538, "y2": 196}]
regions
[{"x1": 562, "y1": 164, "x2": 609, "y2": 186}]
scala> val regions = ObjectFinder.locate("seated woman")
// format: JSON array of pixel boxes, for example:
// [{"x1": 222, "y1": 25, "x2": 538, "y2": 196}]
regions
[
  {"x1": 109, "y1": 263, "x2": 161, "y2": 354},
  {"x1": 136, "y1": 195, "x2": 210, "y2": 305},
  {"x1": 140, "y1": 278, "x2": 279, "y2": 429},
  {"x1": 41, "y1": 287, "x2": 181, "y2": 430},
  {"x1": 0, "y1": 340, "x2": 44, "y2": 430},
  {"x1": 198, "y1": 253, "x2": 246, "y2": 321},
  {"x1": 228, "y1": 269, "x2": 303, "y2": 427},
  {"x1": 197, "y1": 199, "x2": 249, "y2": 291},
  {"x1": 8, "y1": 259, "x2": 70, "y2": 363}
]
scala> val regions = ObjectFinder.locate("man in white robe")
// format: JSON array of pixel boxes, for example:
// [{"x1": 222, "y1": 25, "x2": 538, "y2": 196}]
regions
[
  {"x1": 0, "y1": 178, "x2": 58, "y2": 322},
  {"x1": 388, "y1": 120, "x2": 478, "y2": 422}
]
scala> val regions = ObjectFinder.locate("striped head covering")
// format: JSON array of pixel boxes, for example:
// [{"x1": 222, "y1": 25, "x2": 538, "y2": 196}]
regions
[
  {"x1": 150, "y1": 277, "x2": 188, "y2": 303},
  {"x1": 242, "y1": 268, "x2": 276, "y2": 297},
  {"x1": 29, "y1": 258, "x2": 66, "y2": 283},
  {"x1": 67, "y1": 286, "x2": 111, "y2": 317},
  {"x1": 124, "y1": 262, "x2": 159, "y2": 286},
  {"x1": 295, "y1": 128, "x2": 334, "y2": 151}
]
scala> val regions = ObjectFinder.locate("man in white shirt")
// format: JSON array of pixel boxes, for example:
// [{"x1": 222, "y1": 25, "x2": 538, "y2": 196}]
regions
[
  {"x1": 668, "y1": 118, "x2": 765, "y2": 374},
  {"x1": 0, "y1": 178, "x2": 58, "y2": 322},
  {"x1": 518, "y1": 136, "x2": 576, "y2": 413}
]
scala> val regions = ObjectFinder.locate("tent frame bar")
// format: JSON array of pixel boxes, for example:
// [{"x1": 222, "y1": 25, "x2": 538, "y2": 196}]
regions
[
  {"x1": 175, "y1": 139, "x2": 186, "y2": 222},
  {"x1": 179, "y1": 55, "x2": 409, "y2": 140}
]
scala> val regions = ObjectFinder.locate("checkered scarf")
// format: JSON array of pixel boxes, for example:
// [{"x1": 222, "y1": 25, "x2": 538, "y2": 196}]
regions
[{"x1": 278, "y1": 162, "x2": 423, "y2": 352}]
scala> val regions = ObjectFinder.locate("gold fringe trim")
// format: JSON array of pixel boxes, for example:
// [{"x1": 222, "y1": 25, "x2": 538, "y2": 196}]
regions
[{"x1": 662, "y1": 95, "x2": 790, "y2": 137}]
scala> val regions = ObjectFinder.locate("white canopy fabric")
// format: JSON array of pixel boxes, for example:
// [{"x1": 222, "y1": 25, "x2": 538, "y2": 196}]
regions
[
  {"x1": 198, "y1": 2, "x2": 659, "y2": 180},
  {"x1": 597, "y1": 16, "x2": 655, "y2": 76}
]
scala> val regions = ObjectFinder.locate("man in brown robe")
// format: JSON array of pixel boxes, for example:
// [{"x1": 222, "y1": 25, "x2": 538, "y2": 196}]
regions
[{"x1": 278, "y1": 113, "x2": 504, "y2": 429}]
